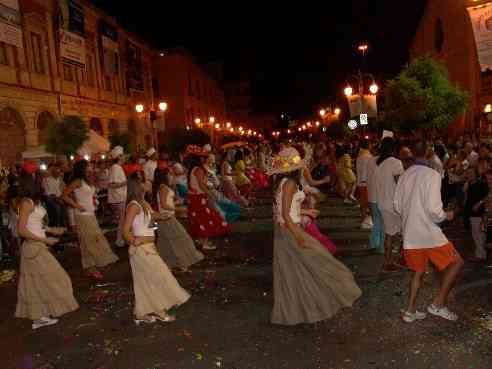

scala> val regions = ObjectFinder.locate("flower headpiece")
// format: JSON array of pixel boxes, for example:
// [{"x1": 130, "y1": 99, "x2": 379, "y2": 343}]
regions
[{"x1": 267, "y1": 147, "x2": 305, "y2": 176}]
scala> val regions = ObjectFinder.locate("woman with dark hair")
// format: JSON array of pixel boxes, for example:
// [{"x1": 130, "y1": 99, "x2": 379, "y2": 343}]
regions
[
  {"x1": 270, "y1": 147, "x2": 360, "y2": 325},
  {"x1": 187, "y1": 146, "x2": 231, "y2": 250},
  {"x1": 221, "y1": 149, "x2": 249, "y2": 207},
  {"x1": 153, "y1": 168, "x2": 203, "y2": 271},
  {"x1": 123, "y1": 173, "x2": 190, "y2": 325},
  {"x1": 63, "y1": 160, "x2": 118, "y2": 280},
  {"x1": 375, "y1": 137, "x2": 405, "y2": 272},
  {"x1": 16, "y1": 174, "x2": 78, "y2": 330}
]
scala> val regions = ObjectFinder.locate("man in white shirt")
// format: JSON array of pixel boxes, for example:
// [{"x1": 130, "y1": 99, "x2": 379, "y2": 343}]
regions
[
  {"x1": 464, "y1": 142, "x2": 479, "y2": 168},
  {"x1": 356, "y1": 139, "x2": 373, "y2": 229},
  {"x1": 394, "y1": 143, "x2": 463, "y2": 323},
  {"x1": 108, "y1": 146, "x2": 127, "y2": 248},
  {"x1": 143, "y1": 147, "x2": 158, "y2": 183},
  {"x1": 375, "y1": 137, "x2": 405, "y2": 272},
  {"x1": 42, "y1": 163, "x2": 66, "y2": 228}
]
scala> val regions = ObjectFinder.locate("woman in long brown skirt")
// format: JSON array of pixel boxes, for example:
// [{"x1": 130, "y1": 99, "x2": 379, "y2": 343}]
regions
[
  {"x1": 269, "y1": 148, "x2": 361, "y2": 325},
  {"x1": 16, "y1": 174, "x2": 78, "y2": 330}
]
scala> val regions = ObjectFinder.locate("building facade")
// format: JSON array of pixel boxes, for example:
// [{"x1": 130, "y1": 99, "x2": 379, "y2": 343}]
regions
[
  {"x1": 409, "y1": 0, "x2": 492, "y2": 135},
  {"x1": 152, "y1": 49, "x2": 226, "y2": 135},
  {"x1": 0, "y1": 0, "x2": 156, "y2": 165},
  {"x1": 225, "y1": 80, "x2": 251, "y2": 127}
]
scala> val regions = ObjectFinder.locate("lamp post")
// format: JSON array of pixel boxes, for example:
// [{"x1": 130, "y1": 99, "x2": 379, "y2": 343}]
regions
[{"x1": 135, "y1": 102, "x2": 168, "y2": 148}]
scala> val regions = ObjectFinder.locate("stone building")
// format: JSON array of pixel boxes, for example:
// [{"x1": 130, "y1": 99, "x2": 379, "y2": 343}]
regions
[
  {"x1": 152, "y1": 48, "x2": 226, "y2": 137},
  {"x1": 409, "y1": 0, "x2": 492, "y2": 135},
  {"x1": 0, "y1": 0, "x2": 156, "y2": 164}
]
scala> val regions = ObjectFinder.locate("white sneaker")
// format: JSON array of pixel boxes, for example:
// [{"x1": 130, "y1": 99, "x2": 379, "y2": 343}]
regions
[
  {"x1": 32, "y1": 317, "x2": 58, "y2": 330},
  {"x1": 427, "y1": 304, "x2": 458, "y2": 322},
  {"x1": 402, "y1": 310, "x2": 427, "y2": 323},
  {"x1": 361, "y1": 217, "x2": 374, "y2": 229}
]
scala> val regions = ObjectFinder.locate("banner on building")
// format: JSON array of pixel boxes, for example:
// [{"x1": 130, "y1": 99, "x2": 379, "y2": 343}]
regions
[
  {"x1": 468, "y1": 3, "x2": 492, "y2": 71},
  {"x1": 126, "y1": 41, "x2": 144, "y2": 91},
  {"x1": 0, "y1": 0, "x2": 22, "y2": 48},
  {"x1": 59, "y1": 29, "x2": 85, "y2": 68},
  {"x1": 99, "y1": 21, "x2": 119, "y2": 75},
  {"x1": 347, "y1": 94, "x2": 377, "y2": 118},
  {"x1": 58, "y1": 0, "x2": 85, "y2": 68}
]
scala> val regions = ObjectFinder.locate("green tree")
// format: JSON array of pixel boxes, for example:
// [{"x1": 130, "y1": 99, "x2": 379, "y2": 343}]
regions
[
  {"x1": 383, "y1": 57, "x2": 469, "y2": 133},
  {"x1": 109, "y1": 133, "x2": 133, "y2": 154},
  {"x1": 164, "y1": 128, "x2": 210, "y2": 155},
  {"x1": 45, "y1": 115, "x2": 89, "y2": 156}
]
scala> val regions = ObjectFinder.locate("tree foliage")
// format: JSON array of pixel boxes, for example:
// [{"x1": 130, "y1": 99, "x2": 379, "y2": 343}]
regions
[
  {"x1": 109, "y1": 133, "x2": 133, "y2": 154},
  {"x1": 45, "y1": 115, "x2": 89, "y2": 156},
  {"x1": 383, "y1": 57, "x2": 469, "y2": 132},
  {"x1": 164, "y1": 128, "x2": 211, "y2": 154}
]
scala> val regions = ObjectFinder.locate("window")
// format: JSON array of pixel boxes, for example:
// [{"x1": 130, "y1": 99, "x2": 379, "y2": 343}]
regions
[
  {"x1": 435, "y1": 18, "x2": 445, "y2": 53},
  {"x1": 86, "y1": 53, "x2": 95, "y2": 87},
  {"x1": 0, "y1": 42, "x2": 8, "y2": 65},
  {"x1": 37, "y1": 111, "x2": 54, "y2": 145},
  {"x1": 104, "y1": 76, "x2": 112, "y2": 91},
  {"x1": 63, "y1": 64, "x2": 73, "y2": 81},
  {"x1": 31, "y1": 32, "x2": 44, "y2": 74}
]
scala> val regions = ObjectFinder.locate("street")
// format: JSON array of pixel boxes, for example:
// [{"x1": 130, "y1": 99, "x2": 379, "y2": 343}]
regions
[{"x1": 0, "y1": 196, "x2": 491, "y2": 369}]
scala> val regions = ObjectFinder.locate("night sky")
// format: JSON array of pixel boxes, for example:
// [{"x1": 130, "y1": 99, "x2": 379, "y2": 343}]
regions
[{"x1": 91, "y1": 1, "x2": 427, "y2": 119}]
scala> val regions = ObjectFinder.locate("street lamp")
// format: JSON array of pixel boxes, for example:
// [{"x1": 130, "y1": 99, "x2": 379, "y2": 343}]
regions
[
  {"x1": 334, "y1": 108, "x2": 341, "y2": 115},
  {"x1": 319, "y1": 109, "x2": 326, "y2": 117},
  {"x1": 369, "y1": 83, "x2": 379, "y2": 95},
  {"x1": 344, "y1": 86, "x2": 353, "y2": 97},
  {"x1": 226, "y1": 122, "x2": 231, "y2": 128},
  {"x1": 195, "y1": 118, "x2": 201, "y2": 125},
  {"x1": 158, "y1": 102, "x2": 168, "y2": 112},
  {"x1": 209, "y1": 116, "x2": 215, "y2": 124},
  {"x1": 135, "y1": 104, "x2": 144, "y2": 113},
  {"x1": 215, "y1": 123, "x2": 220, "y2": 130},
  {"x1": 358, "y1": 43, "x2": 369, "y2": 56}
]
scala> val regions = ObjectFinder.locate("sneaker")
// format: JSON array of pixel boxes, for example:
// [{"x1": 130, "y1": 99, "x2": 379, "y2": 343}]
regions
[
  {"x1": 402, "y1": 310, "x2": 427, "y2": 323},
  {"x1": 427, "y1": 304, "x2": 458, "y2": 322},
  {"x1": 32, "y1": 317, "x2": 58, "y2": 330}
]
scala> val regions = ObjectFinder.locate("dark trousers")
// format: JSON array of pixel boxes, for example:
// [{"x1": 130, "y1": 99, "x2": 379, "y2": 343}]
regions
[{"x1": 45, "y1": 196, "x2": 66, "y2": 227}]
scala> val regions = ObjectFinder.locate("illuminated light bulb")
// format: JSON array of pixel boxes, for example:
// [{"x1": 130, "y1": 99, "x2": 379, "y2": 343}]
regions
[
  {"x1": 135, "y1": 104, "x2": 144, "y2": 113},
  {"x1": 369, "y1": 83, "x2": 379, "y2": 94}
]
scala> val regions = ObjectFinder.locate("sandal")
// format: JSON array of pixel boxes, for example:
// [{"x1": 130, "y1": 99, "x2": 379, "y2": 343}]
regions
[
  {"x1": 86, "y1": 270, "x2": 104, "y2": 280},
  {"x1": 134, "y1": 315, "x2": 156, "y2": 325}
]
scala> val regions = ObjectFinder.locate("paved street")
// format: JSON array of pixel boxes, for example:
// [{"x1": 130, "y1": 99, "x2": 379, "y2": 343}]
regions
[{"x1": 1, "y1": 196, "x2": 491, "y2": 369}]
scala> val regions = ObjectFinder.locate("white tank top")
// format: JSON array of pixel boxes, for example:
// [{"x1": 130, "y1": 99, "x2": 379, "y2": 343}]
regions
[
  {"x1": 157, "y1": 186, "x2": 175, "y2": 217},
  {"x1": 274, "y1": 178, "x2": 305, "y2": 224},
  {"x1": 74, "y1": 180, "x2": 96, "y2": 215},
  {"x1": 26, "y1": 199, "x2": 46, "y2": 238},
  {"x1": 129, "y1": 201, "x2": 155, "y2": 237}
]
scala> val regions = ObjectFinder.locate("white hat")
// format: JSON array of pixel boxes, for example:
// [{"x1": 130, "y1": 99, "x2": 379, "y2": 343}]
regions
[
  {"x1": 110, "y1": 146, "x2": 124, "y2": 159},
  {"x1": 203, "y1": 144, "x2": 212, "y2": 152},
  {"x1": 382, "y1": 130, "x2": 394, "y2": 139},
  {"x1": 146, "y1": 148, "x2": 156, "y2": 157},
  {"x1": 267, "y1": 147, "x2": 305, "y2": 176}
]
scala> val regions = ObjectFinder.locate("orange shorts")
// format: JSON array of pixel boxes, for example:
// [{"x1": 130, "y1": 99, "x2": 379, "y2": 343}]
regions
[
  {"x1": 404, "y1": 243, "x2": 461, "y2": 273},
  {"x1": 357, "y1": 186, "x2": 369, "y2": 209}
]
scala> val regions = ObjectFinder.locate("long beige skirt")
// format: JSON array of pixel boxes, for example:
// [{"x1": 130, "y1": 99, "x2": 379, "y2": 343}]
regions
[
  {"x1": 15, "y1": 241, "x2": 79, "y2": 320},
  {"x1": 272, "y1": 225, "x2": 361, "y2": 325},
  {"x1": 75, "y1": 214, "x2": 119, "y2": 269},
  {"x1": 129, "y1": 243, "x2": 190, "y2": 318},
  {"x1": 156, "y1": 217, "x2": 204, "y2": 269}
]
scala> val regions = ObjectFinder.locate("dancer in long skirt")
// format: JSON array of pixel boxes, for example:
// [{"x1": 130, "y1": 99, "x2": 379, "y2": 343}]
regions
[
  {"x1": 154, "y1": 168, "x2": 204, "y2": 271},
  {"x1": 123, "y1": 173, "x2": 190, "y2": 325},
  {"x1": 186, "y1": 146, "x2": 231, "y2": 250},
  {"x1": 269, "y1": 147, "x2": 361, "y2": 325},
  {"x1": 16, "y1": 174, "x2": 79, "y2": 330},
  {"x1": 63, "y1": 160, "x2": 118, "y2": 280}
]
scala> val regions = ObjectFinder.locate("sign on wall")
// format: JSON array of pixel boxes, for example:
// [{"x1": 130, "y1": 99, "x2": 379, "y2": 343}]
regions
[
  {"x1": 347, "y1": 94, "x2": 377, "y2": 118},
  {"x1": 58, "y1": 0, "x2": 85, "y2": 68},
  {"x1": 468, "y1": 3, "x2": 492, "y2": 71},
  {"x1": 126, "y1": 41, "x2": 144, "y2": 91},
  {"x1": 0, "y1": 0, "x2": 22, "y2": 48}
]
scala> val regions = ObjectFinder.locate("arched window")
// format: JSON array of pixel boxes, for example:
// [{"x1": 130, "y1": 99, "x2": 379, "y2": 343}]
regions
[
  {"x1": 0, "y1": 107, "x2": 25, "y2": 164},
  {"x1": 90, "y1": 117, "x2": 103, "y2": 135}
]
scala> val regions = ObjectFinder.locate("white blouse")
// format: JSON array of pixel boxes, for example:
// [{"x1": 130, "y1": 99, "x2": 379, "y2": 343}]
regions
[
  {"x1": 129, "y1": 201, "x2": 155, "y2": 237},
  {"x1": 274, "y1": 178, "x2": 305, "y2": 224},
  {"x1": 74, "y1": 180, "x2": 96, "y2": 215},
  {"x1": 158, "y1": 186, "x2": 175, "y2": 217},
  {"x1": 26, "y1": 199, "x2": 46, "y2": 238}
]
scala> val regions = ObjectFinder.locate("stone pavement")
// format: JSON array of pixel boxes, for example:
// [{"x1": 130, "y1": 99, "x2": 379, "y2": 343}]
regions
[{"x1": 0, "y1": 197, "x2": 491, "y2": 369}]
